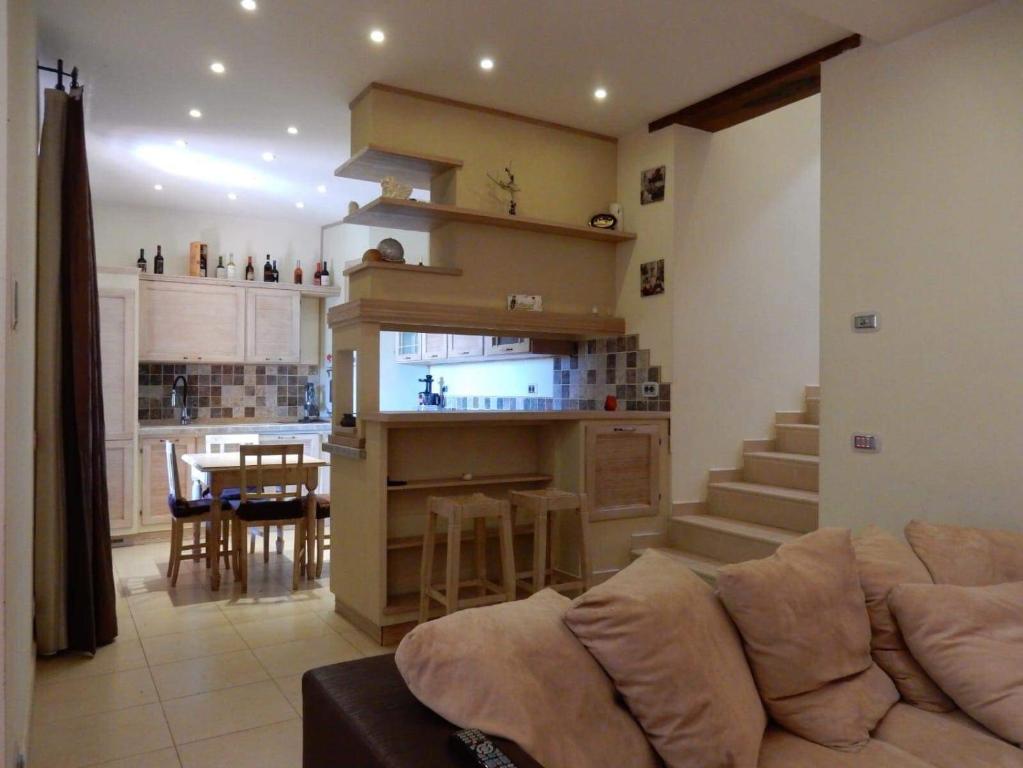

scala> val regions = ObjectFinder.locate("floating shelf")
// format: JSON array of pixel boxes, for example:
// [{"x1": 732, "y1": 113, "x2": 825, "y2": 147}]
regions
[
  {"x1": 387, "y1": 472, "x2": 552, "y2": 493},
  {"x1": 342, "y1": 262, "x2": 462, "y2": 278},
  {"x1": 139, "y1": 272, "x2": 341, "y2": 299},
  {"x1": 334, "y1": 144, "x2": 463, "y2": 189},
  {"x1": 343, "y1": 197, "x2": 637, "y2": 244}
]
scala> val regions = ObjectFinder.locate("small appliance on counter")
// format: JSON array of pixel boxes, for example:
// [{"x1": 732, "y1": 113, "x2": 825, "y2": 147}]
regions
[
  {"x1": 417, "y1": 375, "x2": 446, "y2": 410},
  {"x1": 299, "y1": 381, "x2": 321, "y2": 423}
]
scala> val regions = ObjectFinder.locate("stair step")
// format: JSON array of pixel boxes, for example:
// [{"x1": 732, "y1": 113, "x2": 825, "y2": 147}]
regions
[
  {"x1": 805, "y1": 397, "x2": 820, "y2": 425},
  {"x1": 709, "y1": 481, "x2": 818, "y2": 532},
  {"x1": 670, "y1": 514, "x2": 798, "y2": 563},
  {"x1": 632, "y1": 547, "x2": 722, "y2": 585},
  {"x1": 775, "y1": 423, "x2": 819, "y2": 455},
  {"x1": 742, "y1": 452, "x2": 819, "y2": 492}
]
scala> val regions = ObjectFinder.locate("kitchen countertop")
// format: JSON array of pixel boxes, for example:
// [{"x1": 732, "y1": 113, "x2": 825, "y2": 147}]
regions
[
  {"x1": 139, "y1": 419, "x2": 332, "y2": 436},
  {"x1": 358, "y1": 410, "x2": 670, "y2": 424}
]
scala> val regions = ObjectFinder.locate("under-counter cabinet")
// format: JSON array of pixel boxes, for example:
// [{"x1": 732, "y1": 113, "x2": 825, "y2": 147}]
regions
[
  {"x1": 584, "y1": 423, "x2": 661, "y2": 521},
  {"x1": 105, "y1": 440, "x2": 135, "y2": 531},
  {"x1": 140, "y1": 435, "x2": 197, "y2": 526},
  {"x1": 246, "y1": 289, "x2": 301, "y2": 363},
  {"x1": 139, "y1": 281, "x2": 246, "y2": 363}
]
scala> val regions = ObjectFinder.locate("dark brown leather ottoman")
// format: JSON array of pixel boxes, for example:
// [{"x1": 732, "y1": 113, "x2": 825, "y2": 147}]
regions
[{"x1": 303, "y1": 654, "x2": 544, "y2": 768}]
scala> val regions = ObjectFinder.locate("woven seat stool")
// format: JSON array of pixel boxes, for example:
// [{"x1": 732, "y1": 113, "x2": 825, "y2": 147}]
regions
[{"x1": 509, "y1": 489, "x2": 591, "y2": 596}]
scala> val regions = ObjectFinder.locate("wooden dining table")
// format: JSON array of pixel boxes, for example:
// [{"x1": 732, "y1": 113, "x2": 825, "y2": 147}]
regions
[{"x1": 181, "y1": 451, "x2": 329, "y2": 590}]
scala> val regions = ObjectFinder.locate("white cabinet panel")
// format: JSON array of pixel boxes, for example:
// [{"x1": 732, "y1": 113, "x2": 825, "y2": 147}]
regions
[
  {"x1": 246, "y1": 290, "x2": 301, "y2": 363},
  {"x1": 140, "y1": 282, "x2": 246, "y2": 363},
  {"x1": 106, "y1": 439, "x2": 135, "y2": 532},
  {"x1": 99, "y1": 288, "x2": 137, "y2": 439},
  {"x1": 421, "y1": 334, "x2": 448, "y2": 361}
]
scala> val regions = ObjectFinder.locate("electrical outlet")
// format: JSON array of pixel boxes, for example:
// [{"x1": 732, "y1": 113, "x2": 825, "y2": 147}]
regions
[
  {"x1": 641, "y1": 382, "x2": 659, "y2": 398},
  {"x1": 852, "y1": 433, "x2": 880, "y2": 452},
  {"x1": 527, "y1": 384, "x2": 537, "y2": 394},
  {"x1": 852, "y1": 312, "x2": 879, "y2": 332}
]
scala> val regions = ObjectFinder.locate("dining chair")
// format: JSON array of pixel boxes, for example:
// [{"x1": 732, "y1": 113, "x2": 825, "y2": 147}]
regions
[
  {"x1": 314, "y1": 495, "x2": 331, "y2": 578},
  {"x1": 164, "y1": 441, "x2": 232, "y2": 586},
  {"x1": 230, "y1": 444, "x2": 309, "y2": 592}
]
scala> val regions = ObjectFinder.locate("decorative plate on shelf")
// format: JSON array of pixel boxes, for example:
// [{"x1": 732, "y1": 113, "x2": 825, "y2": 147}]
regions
[{"x1": 589, "y1": 213, "x2": 618, "y2": 229}]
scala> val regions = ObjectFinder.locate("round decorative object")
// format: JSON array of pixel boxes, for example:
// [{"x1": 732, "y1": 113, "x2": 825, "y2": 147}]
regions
[
  {"x1": 377, "y1": 237, "x2": 405, "y2": 263},
  {"x1": 589, "y1": 212, "x2": 618, "y2": 230},
  {"x1": 362, "y1": 248, "x2": 384, "y2": 263}
]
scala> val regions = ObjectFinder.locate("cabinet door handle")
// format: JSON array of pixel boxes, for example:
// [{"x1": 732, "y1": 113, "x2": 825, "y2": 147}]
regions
[{"x1": 613, "y1": 426, "x2": 637, "y2": 432}]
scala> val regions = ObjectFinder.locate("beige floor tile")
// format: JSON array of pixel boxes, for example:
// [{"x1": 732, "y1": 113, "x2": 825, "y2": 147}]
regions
[
  {"x1": 150, "y1": 649, "x2": 268, "y2": 701},
  {"x1": 35, "y1": 638, "x2": 147, "y2": 684},
  {"x1": 218, "y1": 597, "x2": 318, "y2": 626},
  {"x1": 234, "y1": 611, "x2": 332, "y2": 649},
  {"x1": 319, "y1": 610, "x2": 395, "y2": 657},
  {"x1": 126, "y1": 585, "x2": 218, "y2": 614},
  {"x1": 141, "y1": 624, "x2": 246, "y2": 666},
  {"x1": 252, "y1": 632, "x2": 362, "y2": 679},
  {"x1": 34, "y1": 667, "x2": 158, "y2": 724},
  {"x1": 177, "y1": 719, "x2": 301, "y2": 768},
  {"x1": 133, "y1": 604, "x2": 230, "y2": 639},
  {"x1": 29, "y1": 702, "x2": 172, "y2": 768},
  {"x1": 272, "y1": 673, "x2": 304, "y2": 716},
  {"x1": 160, "y1": 680, "x2": 297, "y2": 745},
  {"x1": 90, "y1": 747, "x2": 181, "y2": 768}
]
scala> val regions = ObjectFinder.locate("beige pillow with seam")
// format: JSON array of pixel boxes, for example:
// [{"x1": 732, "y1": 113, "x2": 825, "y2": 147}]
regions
[
  {"x1": 565, "y1": 549, "x2": 766, "y2": 768},
  {"x1": 717, "y1": 528, "x2": 899, "y2": 751},
  {"x1": 905, "y1": 519, "x2": 1023, "y2": 586},
  {"x1": 395, "y1": 588, "x2": 660, "y2": 768}
]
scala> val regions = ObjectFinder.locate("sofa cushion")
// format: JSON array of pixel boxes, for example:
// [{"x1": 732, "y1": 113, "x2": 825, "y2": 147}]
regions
[
  {"x1": 717, "y1": 528, "x2": 898, "y2": 751},
  {"x1": 873, "y1": 703, "x2": 1023, "y2": 768},
  {"x1": 889, "y1": 581, "x2": 1023, "y2": 747},
  {"x1": 394, "y1": 589, "x2": 659, "y2": 768},
  {"x1": 905, "y1": 520, "x2": 1023, "y2": 586},
  {"x1": 852, "y1": 526, "x2": 954, "y2": 712},
  {"x1": 757, "y1": 726, "x2": 933, "y2": 768},
  {"x1": 564, "y1": 549, "x2": 765, "y2": 768}
]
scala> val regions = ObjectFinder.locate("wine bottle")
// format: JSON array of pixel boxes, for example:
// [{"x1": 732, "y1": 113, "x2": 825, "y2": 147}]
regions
[
  {"x1": 313, "y1": 261, "x2": 321, "y2": 286},
  {"x1": 154, "y1": 244, "x2": 164, "y2": 274},
  {"x1": 293, "y1": 259, "x2": 303, "y2": 285},
  {"x1": 215, "y1": 255, "x2": 227, "y2": 279},
  {"x1": 226, "y1": 252, "x2": 237, "y2": 280},
  {"x1": 320, "y1": 260, "x2": 331, "y2": 287},
  {"x1": 263, "y1": 254, "x2": 273, "y2": 282},
  {"x1": 272, "y1": 259, "x2": 279, "y2": 283},
  {"x1": 199, "y1": 244, "x2": 208, "y2": 278},
  {"x1": 245, "y1": 256, "x2": 255, "y2": 281},
  {"x1": 136, "y1": 248, "x2": 147, "y2": 273}
]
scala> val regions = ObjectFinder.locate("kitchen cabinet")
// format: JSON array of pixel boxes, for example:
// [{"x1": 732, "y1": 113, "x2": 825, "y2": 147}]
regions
[
  {"x1": 105, "y1": 439, "x2": 135, "y2": 531},
  {"x1": 484, "y1": 335, "x2": 531, "y2": 356},
  {"x1": 245, "y1": 289, "x2": 301, "y2": 363},
  {"x1": 446, "y1": 334, "x2": 484, "y2": 360},
  {"x1": 394, "y1": 332, "x2": 422, "y2": 362},
  {"x1": 99, "y1": 288, "x2": 137, "y2": 440},
  {"x1": 421, "y1": 334, "x2": 448, "y2": 362},
  {"x1": 140, "y1": 435, "x2": 197, "y2": 526},
  {"x1": 139, "y1": 281, "x2": 246, "y2": 363},
  {"x1": 584, "y1": 423, "x2": 660, "y2": 521}
]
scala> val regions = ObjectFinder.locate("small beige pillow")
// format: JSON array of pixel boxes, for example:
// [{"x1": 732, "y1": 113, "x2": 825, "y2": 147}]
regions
[
  {"x1": 395, "y1": 589, "x2": 659, "y2": 768},
  {"x1": 905, "y1": 519, "x2": 1023, "y2": 586},
  {"x1": 852, "y1": 525, "x2": 954, "y2": 712},
  {"x1": 565, "y1": 549, "x2": 766, "y2": 768},
  {"x1": 717, "y1": 528, "x2": 899, "y2": 751},
  {"x1": 889, "y1": 581, "x2": 1023, "y2": 747}
]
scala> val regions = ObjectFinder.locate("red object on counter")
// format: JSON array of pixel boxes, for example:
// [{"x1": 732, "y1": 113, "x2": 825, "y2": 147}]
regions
[{"x1": 604, "y1": 395, "x2": 618, "y2": 411}]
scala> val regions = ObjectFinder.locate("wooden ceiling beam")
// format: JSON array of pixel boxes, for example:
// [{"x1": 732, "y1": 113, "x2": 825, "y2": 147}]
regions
[{"x1": 649, "y1": 34, "x2": 860, "y2": 133}]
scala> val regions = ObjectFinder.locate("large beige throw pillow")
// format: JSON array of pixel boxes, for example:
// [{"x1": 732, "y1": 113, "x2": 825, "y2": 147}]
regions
[
  {"x1": 852, "y1": 526, "x2": 954, "y2": 712},
  {"x1": 394, "y1": 589, "x2": 659, "y2": 768},
  {"x1": 905, "y1": 519, "x2": 1023, "y2": 586},
  {"x1": 717, "y1": 528, "x2": 899, "y2": 751},
  {"x1": 564, "y1": 549, "x2": 766, "y2": 768},
  {"x1": 889, "y1": 581, "x2": 1023, "y2": 747}
]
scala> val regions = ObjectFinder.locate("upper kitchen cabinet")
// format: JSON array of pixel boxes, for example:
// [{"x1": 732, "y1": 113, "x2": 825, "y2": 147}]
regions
[
  {"x1": 246, "y1": 289, "x2": 301, "y2": 363},
  {"x1": 99, "y1": 287, "x2": 137, "y2": 439},
  {"x1": 421, "y1": 333, "x2": 448, "y2": 362},
  {"x1": 394, "y1": 332, "x2": 422, "y2": 362},
  {"x1": 447, "y1": 334, "x2": 483, "y2": 360},
  {"x1": 140, "y1": 280, "x2": 246, "y2": 362}
]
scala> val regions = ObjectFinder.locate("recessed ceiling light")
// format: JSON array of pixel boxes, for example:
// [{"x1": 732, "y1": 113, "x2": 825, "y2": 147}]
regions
[
  {"x1": 287, "y1": 125, "x2": 299, "y2": 135},
  {"x1": 210, "y1": 61, "x2": 226, "y2": 75},
  {"x1": 261, "y1": 151, "x2": 275, "y2": 162},
  {"x1": 240, "y1": 0, "x2": 257, "y2": 10},
  {"x1": 316, "y1": 184, "x2": 327, "y2": 194},
  {"x1": 227, "y1": 192, "x2": 238, "y2": 200},
  {"x1": 594, "y1": 87, "x2": 608, "y2": 100},
  {"x1": 174, "y1": 139, "x2": 187, "y2": 148},
  {"x1": 369, "y1": 29, "x2": 385, "y2": 44},
  {"x1": 295, "y1": 201, "x2": 305, "y2": 209},
  {"x1": 189, "y1": 108, "x2": 202, "y2": 118},
  {"x1": 153, "y1": 184, "x2": 163, "y2": 191},
  {"x1": 480, "y1": 57, "x2": 494, "y2": 71}
]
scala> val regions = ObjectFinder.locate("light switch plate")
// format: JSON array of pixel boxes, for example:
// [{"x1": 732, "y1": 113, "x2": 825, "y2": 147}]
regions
[
  {"x1": 641, "y1": 382, "x2": 659, "y2": 398},
  {"x1": 852, "y1": 433, "x2": 880, "y2": 452},
  {"x1": 852, "y1": 312, "x2": 879, "y2": 332}
]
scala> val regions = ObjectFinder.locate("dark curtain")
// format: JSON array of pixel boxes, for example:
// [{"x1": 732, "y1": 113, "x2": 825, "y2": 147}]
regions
[{"x1": 59, "y1": 89, "x2": 117, "y2": 652}]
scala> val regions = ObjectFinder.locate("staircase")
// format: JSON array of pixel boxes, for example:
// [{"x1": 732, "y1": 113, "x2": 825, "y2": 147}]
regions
[{"x1": 634, "y1": 386, "x2": 820, "y2": 583}]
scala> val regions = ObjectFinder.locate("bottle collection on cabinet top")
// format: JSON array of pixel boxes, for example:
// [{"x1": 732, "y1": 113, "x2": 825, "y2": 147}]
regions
[{"x1": 136, "y1": 242, "x2": 331, "y2": 286}]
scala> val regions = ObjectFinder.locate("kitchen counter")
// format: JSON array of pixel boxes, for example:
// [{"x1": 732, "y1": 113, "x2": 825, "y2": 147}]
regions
[
  {"x1": 358, "y1": 409, "x2": 669, "y2": 424},
  {"x1": 139, "y1": 419, "x2": 332, "y2": 437}
]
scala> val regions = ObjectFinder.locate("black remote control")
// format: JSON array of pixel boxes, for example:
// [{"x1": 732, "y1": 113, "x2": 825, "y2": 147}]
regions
[{"x1": 451, "y1": 728, "x2": 518, "y2": 768}]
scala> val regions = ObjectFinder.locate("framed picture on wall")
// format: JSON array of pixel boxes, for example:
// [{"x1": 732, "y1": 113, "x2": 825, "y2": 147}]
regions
[
  {"x1": 640, "y1": 165, "x2": 666, "y2": 205},
  {"x1": 641, "y1": 259, "x2": 665, "y2": 297}
]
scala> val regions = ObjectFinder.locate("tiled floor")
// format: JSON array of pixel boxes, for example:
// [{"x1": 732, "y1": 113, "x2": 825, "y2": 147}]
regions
[{"x1": 31, "y1": 532, "x2": 391, "y2": 767}]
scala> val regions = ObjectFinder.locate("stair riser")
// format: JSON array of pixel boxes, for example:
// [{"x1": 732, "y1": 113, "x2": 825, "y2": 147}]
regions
[
  {"x1": 743, "y1": 457, "x2": 819, "y2": 492},
  {"x1": 776, "y1": 427, "x2": 819, "y2": 455},
  {"x1": 670, "y1": 519, "x2": 782, "y2": 563},
  {"x1": 708, "y1": 487, "x2": 818, "y2": 533},
  {"x1": 805, "y1": 399, "x2": 820, "y2": 425}
]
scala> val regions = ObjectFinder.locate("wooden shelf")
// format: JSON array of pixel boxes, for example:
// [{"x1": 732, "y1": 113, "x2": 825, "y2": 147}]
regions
[
  {"x1": 334, "y1": 144, "x2": 463, "y2": 189},
  {"x1": 343, "y1": 197, "x2": 637, "y2": 244},
  {"x1": 139, "y1": 272, "x2": 341, "y2": 299},
  {"x1": 342, "y1": 262, "x2": 463, "y2": 278},
  {"x1": 387, "y1": 473, "x2": 552, "y2": 493}
]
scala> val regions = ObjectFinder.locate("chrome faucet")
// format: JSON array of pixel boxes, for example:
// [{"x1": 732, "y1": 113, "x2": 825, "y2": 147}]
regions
[{"x1": 170, "y1": 374, "x2": 190, "y2": 424}]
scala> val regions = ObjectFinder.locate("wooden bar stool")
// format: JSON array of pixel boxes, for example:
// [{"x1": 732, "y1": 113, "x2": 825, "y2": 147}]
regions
[
  {"x1": 418, "y1": 493, "x2": 516, "y2": 624},
  {"x1": 509, "y1": 489, "x2": 591, "y2": 596}
]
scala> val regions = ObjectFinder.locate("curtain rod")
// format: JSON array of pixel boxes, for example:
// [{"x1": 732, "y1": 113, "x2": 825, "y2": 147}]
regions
[{"x1": 37, "y1": 58, "x2": 81, "y2": 91}]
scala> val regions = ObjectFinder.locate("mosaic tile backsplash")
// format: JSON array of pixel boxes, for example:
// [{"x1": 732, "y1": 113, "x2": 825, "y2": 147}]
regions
[{"x1": 138, "y1": 363, "x2": 319, "y2": 422}]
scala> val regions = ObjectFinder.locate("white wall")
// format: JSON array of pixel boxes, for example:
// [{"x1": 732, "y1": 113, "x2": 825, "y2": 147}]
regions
[
  {"x1": 2, "y1": 0, "x2": 37, "y2": 762},
  {"x1": 820, "y1": 1, "x2": 1023, "y2": 534},
  {"x1": 672, "y1": 98, "x2": 822, "y2": 502},
  {"x1": 431, "y1": 357, "x2": 554, "y2": 398},
  {"x1": 379, "y1": 332, "x2": 427, "y2": 411}
]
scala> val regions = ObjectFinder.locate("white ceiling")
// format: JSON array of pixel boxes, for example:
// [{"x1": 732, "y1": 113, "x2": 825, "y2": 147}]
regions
[{"x1": 35, "y1": 0, "x2": 989, "y2": 224}]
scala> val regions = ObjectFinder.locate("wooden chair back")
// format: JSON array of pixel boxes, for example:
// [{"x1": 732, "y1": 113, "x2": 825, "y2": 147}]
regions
[
  {"x1": 239, "y1": 443, "x2": 306, "y2": 503},
  {"x1": 206, "y1": 433, "x2": 260, "y2": 453},
  {"x1": 165, "y1": 440, "x2": 182, "y2": 500}
]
